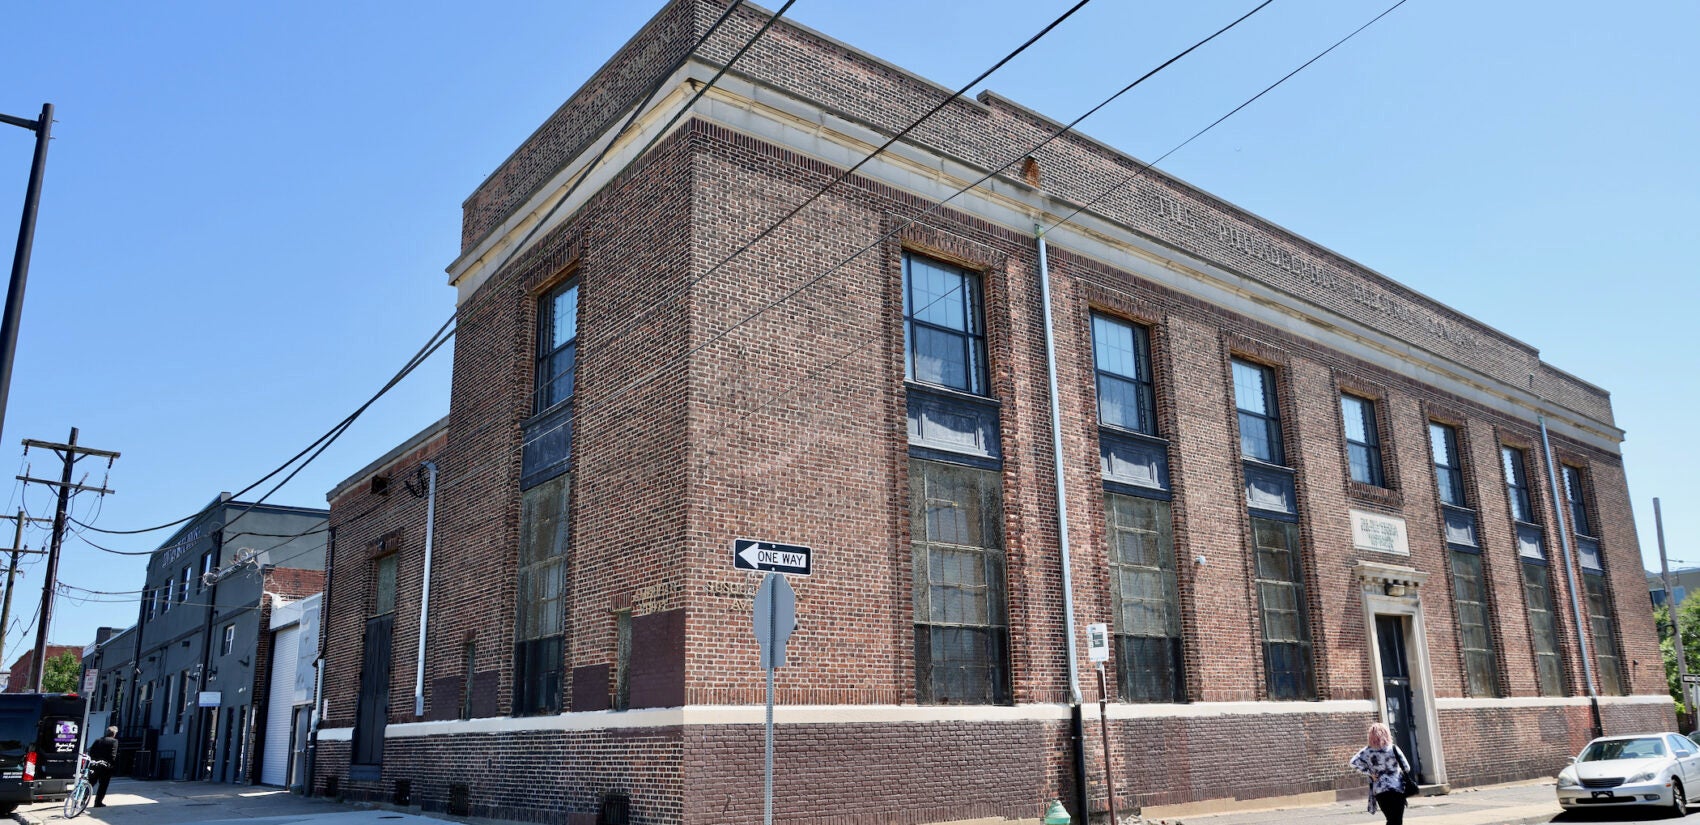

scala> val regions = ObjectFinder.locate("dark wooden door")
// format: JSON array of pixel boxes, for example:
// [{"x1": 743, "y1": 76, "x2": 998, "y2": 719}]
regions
[{"x1": 352, "y1": 614, "x2": 393, "y2": 769}]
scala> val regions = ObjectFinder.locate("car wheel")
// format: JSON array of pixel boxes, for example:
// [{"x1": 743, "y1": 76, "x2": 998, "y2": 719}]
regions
[{"x1": 1673, "y1": 779, "x2": 1688, "y2": 818}]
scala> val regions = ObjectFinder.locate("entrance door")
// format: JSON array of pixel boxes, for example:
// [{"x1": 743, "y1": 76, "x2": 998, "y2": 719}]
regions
[
  {"x1": 351, "y1": 614, "x2": 393, "y2": 772},
  {"x1": 1376, "y1": 615, "x2": 1423, "y2": 781}
]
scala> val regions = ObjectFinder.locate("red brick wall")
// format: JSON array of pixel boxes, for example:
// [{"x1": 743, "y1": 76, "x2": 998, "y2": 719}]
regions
[{"x1": 314, "y1": 3, "x2": 1662, "y2": 822}]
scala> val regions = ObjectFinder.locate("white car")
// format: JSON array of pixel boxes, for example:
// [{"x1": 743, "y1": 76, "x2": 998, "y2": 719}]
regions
[{"x1": 1557, "y1": 733, "x2": 1700, "y2": 815}]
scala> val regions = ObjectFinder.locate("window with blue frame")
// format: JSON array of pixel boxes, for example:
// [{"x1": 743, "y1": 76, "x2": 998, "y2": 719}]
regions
[
  {"x1": 1503, "y1": 445, "x2": 1565, "y2": 695},
  {"x1": 1233, "y1": 359, "x2": 1283, "y2": 465},
  {"x1": 1092, "y1": 314, "x2": 1182, "y2": 701},
  {"x1": 1340, "y1": 394, "x2": 1385, "y2": 487},
  {"x1": 1231, "y1": 357, "x2": 1312, "y2": 699},
  {"x1": 1092, "y1": 315, "x2": 1155, "y2": 434},
  {"x1": 903, "y1": 254, "x2": 987, "y2": 396},
  {"x1": 1430, "y1": 422, "x2": 1497, "y2": 696},
  {"x1": 537, "y1": 281, "x2": 579, "y2": 411}
]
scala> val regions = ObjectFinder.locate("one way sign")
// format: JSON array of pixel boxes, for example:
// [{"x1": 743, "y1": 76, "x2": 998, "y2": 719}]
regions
[{"x1": 733, "y1": 538, "x2": 812, "y2": 576}]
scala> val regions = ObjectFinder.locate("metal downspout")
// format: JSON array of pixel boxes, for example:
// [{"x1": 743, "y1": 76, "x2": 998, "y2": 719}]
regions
[
  {"x1": 413, "y1": 460, "x2": 439, "y2": 717},
  {"x1": 1036, "y1": 226, "x2": 1089, "y2": 822},
  {"x1": 1538, "y1": 414, "x2": 1599, "y2": 731}
]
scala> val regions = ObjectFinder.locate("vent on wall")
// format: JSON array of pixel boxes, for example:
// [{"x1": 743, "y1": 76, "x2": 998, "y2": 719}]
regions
[
  {"x1": 370, "y1": 475, "x2": 390, "y2": 496},
  {"x1": 448, "y1": 783, "x2": 471, "y2": 817},
  {"x1": 599, "y1": 791, "x2": 631, "y2": 825},
  {"x1": 322, "y1": 775, "x2": 340, "y2": 798},
  {"x1": 392, "y1": 778, "x2": 411, "y2": 807}
]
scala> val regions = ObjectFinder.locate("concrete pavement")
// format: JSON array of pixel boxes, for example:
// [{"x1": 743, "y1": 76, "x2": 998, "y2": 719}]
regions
[
  {"x1": 8, "y1": 779, "x2": 451, "y2": 825},
  {"x1": 0, "y1": 776, "x2": 1592, "y2": 825}
]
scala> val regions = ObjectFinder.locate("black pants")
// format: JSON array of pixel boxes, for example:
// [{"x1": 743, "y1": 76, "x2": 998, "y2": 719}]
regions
[
  {"x1": 1374, "y1": 790, "x2": 1407, "y2": 825},
  {"x1": 91, "y1": 768, "x2": 112, "y2": 804}
]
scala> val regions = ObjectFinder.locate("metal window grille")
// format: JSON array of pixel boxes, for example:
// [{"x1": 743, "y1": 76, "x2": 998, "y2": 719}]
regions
[
  {"x1": 1584, "y1": 572, "x2": 1625, "y2": 695},
  {"x1": 911, "y1": 459, "x2": 1009, "y2": 704},
  {"x1": 1521, "y1": 561, "x2": 1566, "y2": 696},
  {"x1": 1106, "y1": 492, "x2": 1183, "y2": 702},
  {"x1": 1449, "y1": 548, "x2": 1498, "y2": 697},
  {"x1": 1251, "y1": 516, "x2": 1314, "y2": 700}
]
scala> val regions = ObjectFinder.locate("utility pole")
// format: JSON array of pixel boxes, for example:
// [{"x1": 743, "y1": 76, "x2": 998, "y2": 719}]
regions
[
  {"x1": 0, "y1": 510, "x2": 50, "y2": 673},
  {"x1": 1656, "y1": 498, "x2": 1690, "y2": 721},
  {"x1": 18, "y1": 428, "x2": 117, "y2": 691},
  {"x1": 0, "y1": 104, "x2": 54, "y2": 445}
]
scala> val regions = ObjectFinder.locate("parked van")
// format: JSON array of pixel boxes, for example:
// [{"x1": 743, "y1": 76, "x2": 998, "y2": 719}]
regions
[{"x1": 0, "y1": 693, "x2": 86, "y2": 814}]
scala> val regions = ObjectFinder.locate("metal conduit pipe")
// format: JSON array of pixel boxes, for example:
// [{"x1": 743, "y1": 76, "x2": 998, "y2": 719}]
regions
[
  {"x1": 413, "y1": 460, "x2": 439, "y2": 717},
  {"x1": 1036, "y1": 226, "x2": 1090, "y2": 823}
]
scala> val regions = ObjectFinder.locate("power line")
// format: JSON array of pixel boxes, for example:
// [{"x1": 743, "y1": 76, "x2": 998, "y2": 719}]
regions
[
  {"x1": 583, "y1": 0, "x2": 1094, "y2": 394},
  {"x1": 1042, "y1": 0, "x2": 1412, "y2": 236},
  {"x1": 71, "y1": 315, "x2": 453, "y2": 538},
  {"x1": 70, "y1": 0, "x2": 781, "y2": 543},
  {"x1": 560, "y1": 0, "x2": 1273, "y2": 435},
  {"x1": 423, "y1": 0, "x2": 1271, "y2": 496},
  {"x1": 692, "y1": 0, "x2": 1412, "y2": 458}
]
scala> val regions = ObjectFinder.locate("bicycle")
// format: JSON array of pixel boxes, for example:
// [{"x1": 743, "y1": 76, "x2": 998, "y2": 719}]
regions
[{"x1": 62, "y1": 752, "x2": 107, "y2": 819}]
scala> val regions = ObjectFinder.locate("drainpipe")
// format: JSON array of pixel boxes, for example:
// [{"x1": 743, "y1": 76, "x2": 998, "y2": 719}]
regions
[
  {"x1": 1035, "y1": 225, "x2": 1089, "y2": 823},
  {"x1": 1538, "y1": 412, "x2": 1599, "y2": 734},
  {"x1": 413, "y1": 460, "x2": 439, "y2": 718}
]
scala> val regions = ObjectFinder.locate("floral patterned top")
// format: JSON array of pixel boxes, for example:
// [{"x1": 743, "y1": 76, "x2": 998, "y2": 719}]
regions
[{"x1": 1350, "y1": 745, "x2": 1409, "y2": 795}]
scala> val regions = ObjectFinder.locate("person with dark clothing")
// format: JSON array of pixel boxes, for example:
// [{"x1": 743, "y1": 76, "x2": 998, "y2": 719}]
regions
[
  {"x1": 87, "y1": 726, "x2": 119, "y2": 807},
  {"x1": 1350, "y1": 722, "x2": 1414, "y2": 825}
]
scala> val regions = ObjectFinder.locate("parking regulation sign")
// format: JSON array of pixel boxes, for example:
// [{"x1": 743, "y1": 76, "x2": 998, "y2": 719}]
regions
[{"x1": 733, "y1": 538, "x2": 812, "y2": 576}]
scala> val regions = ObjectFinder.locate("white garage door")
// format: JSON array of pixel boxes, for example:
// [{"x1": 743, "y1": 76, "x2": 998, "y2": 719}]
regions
[{"x1": 261, "y1": 625, "x2": 299, "y2": 786}]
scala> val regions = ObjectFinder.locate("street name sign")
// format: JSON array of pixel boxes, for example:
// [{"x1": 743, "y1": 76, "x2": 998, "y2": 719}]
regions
[
  {"x1": 1683, "y1": 674, "x2": 1700, "y2": 685},
  {"x1": 734, "y1": 538, "x2": 812, "y2": 576}
]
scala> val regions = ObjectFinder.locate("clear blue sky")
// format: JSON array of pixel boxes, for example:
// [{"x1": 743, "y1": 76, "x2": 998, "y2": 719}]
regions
[{"x1": 1, "y1": 0, "x2": 1694, "y2": 654}]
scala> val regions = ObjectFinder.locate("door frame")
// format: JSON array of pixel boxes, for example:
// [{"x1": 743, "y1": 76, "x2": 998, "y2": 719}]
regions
[{"x1": 1357, "y1": 560, "x2": 1446, "y2": 786}]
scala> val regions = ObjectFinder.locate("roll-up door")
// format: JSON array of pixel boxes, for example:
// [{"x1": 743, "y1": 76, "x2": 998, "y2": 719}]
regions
[{"x1": 260, "y1": 625, "x2": 299, "y2": 786}]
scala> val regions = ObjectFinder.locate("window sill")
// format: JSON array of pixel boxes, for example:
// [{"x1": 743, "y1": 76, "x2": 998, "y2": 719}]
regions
[{"x1": 904, "y1": 380, "x2": 999, "y2": 408}]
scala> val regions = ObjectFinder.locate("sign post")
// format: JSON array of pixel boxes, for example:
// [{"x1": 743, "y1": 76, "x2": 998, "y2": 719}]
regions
[
  {"x1": 1085, "y1": 623, "x2": 1117, "y2": 825},
  {"x1": 752, "y1": 572, "x2": 797, "y2": 825}
]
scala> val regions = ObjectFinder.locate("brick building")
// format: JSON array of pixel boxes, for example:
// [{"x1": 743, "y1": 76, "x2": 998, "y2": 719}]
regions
[
  {"x1": 4, "y1": 645, "x2": 80, "y2": 693},
  {"x1": 313, "y1": 2, "x2": 1666, "y2": 822}
]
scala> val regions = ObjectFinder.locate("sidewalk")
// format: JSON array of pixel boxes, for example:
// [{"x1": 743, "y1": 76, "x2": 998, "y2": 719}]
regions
[{"x1": 1150, "y1": 781, "x2": 1563, "y2": 825}]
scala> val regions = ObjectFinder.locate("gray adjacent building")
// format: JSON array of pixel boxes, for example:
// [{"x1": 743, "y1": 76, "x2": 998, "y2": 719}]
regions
[{"x1": 116, "y1": 494, "x2": 327, "y2": 784}]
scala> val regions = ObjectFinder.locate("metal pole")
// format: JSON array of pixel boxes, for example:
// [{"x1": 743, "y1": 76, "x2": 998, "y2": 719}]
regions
[
  {"x1": 0, "y1": 510, "x2": 22, "y2": 669},
  {"x1": 1656, "y1": 499, "x2": 1690, "y2": 719},
  {"x1": 1097, "y1": 666, "x2": 1118, "y2": 825},
  {"x1": 31, "y1": 426, "x2": 75, "y2": 692},
  {"x1": 764, "y1": 586, "x2": 776, "y2": 825},
  {"x1": 1035, "y1": 227, "x2": 1089, "y2": 823},
  {"x1": 0, "y1": 104, "x2": 53, "y2": 445},
  {"x1": 413, "y1": 461, "x2": 438, "y2": 717}
]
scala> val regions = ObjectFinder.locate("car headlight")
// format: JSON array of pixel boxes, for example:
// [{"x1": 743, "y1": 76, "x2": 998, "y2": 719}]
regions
[
  {"x1": 1627, "y1": 771, "x2": 1658, "y2": 784},
  {"x1": 1557, "y1": 772, "x2": 1580, "y2": 789}
]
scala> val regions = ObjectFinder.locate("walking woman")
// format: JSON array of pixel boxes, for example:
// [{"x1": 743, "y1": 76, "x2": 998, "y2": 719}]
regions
[{"x1": 1350, "y1": 722, "x2": 1413, "y2": 824}]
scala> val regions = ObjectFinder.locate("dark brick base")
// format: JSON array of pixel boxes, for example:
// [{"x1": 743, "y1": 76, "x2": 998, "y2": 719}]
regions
[{"x1": 311, "y1": 700, "x2": 1671, "y2": 824}]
